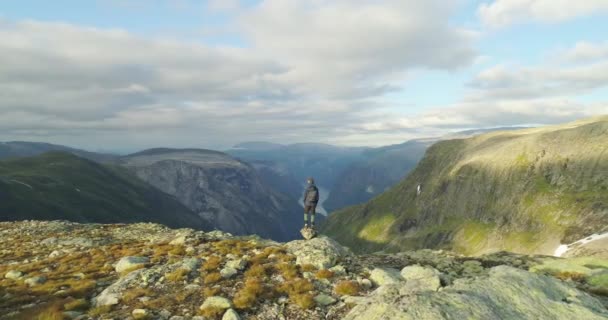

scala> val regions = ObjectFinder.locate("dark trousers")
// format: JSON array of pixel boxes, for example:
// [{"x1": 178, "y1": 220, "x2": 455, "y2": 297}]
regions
[{"x1": 304, "y1": 204, "x2": 317, "y2": 225}]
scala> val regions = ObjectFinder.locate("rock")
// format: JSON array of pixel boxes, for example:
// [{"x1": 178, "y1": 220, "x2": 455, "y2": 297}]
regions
[
  {"x1": 25, "y1": 276, "x2": 47, "y2": 286},
  {"x1": 62, "y1": 311, "x2": 83, "y2": 319},
  {"x1": 314, "y1": 293, "x2": 337, "y2": 306},
  {"x1": 400, "y1": 265, "x2": 441, "y2": 292},
  {"x1": 225, "y1": 259, "x2": 247, "y2": 271},
  {"x1": 369, "y1": 268, "x2": 403, "y2": 286},
  {"x1": 300, "y1": 227, "x2": 317, "y2": 240},
  {"x1": 4, "y1": 270, "x2": 23, "y2": 280},
  {"x1": 170, "y1": 235, "x2": 187, "y2": 246},
  {"x1": 329, "y1": 265, "x2": 347, "y2": 275},
  {"x1": 359, "y1": 278, "x2": 373, "y2": 290},
  {"x1": 115, "y1": 256, "x2": 149, "y2": 273},
  {"x1": 222, "y1": 308, "x2": 241, "y2": 320},
  {"x1": 159, "y1": 309, "x2": 172, "y2": 319},
  {"x1": 284, "y1": 236, "x2": 351, "y2": 269},
  {"x1": 132, "y1": 308, "x2": 148, "y2": 319},
  {"x1": 180, "y1": 258, "x2": 201, "y2": 272},
  {"x1": 200, "y1": 296, "x2": 232, "y2": 310},
  {"x1": 220, "y1": 267, "x2": 238, "y2": 279},
  {"x1": 93, "y1": 269, "x2": 145, "y2": 306},
  {"x1": 49, "y1": 250, "x2": 61, "y2": 258},
  {"x1": 169, "y1": 317, "x2": 185, "y2": 320},
  {"x1": 343, "y1": 266, "x2": 608, "y2": 320}
]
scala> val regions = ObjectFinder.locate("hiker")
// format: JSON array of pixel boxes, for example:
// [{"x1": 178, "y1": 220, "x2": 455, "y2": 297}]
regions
[{"x1": 303, "y1": 177, "x2": 319, "y2": 229}]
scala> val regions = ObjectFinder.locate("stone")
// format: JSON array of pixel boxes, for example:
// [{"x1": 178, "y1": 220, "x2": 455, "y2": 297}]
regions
[
  {"x1": 220, "y1": 267, "x2": 238, "y2": 279},
  {"x1": 170, "y1": 317, "x2": 186, "y2": 320},
  {"x1": 369, "y1": 268, "x2": 403, "y2": 286},
  {"x1": 25, "y1": 276, "x2": 47, "y2": 286},
  {"x1": 180, "y1": 258, "x2": 201, "y2": 272},
  {"x1": 4, "y1": 270, "x2": 23, "y2": 280},
  {"x1": 225, "y1": 259, "x2": 247, "y2": 271},
  {"x1": 170, "y1": 235, "x2": 187, "y2": 246},
  {"x1": 49, "y1": 250, "x2": 61, "y2": 258},
  {"x1": 93, "y1": 269, "x2": 145, "y2": 306},
  {"x1": 200, "y1": 296, "x2": 232, "y2": 310},
  {"x1": 132, "y1": 309, "x2": 148, "y2": 319},
  {"x1": 115, "y1": 256, "x2": 149, "y2": 273},
  {"x1": 314, "y1": 293, "x2": 337, "y2": 306},
  {"x1": 359, "y1": 278, "x2": 373, "y2": 290},
  {"x1": 329, "y1": 265, "x2": 347, "y2": 275},
  {"x1": 222, "y1": 308, "x2": 241, "y2": 320},
  {"x1": 400, "y1": 265, "x2": 441, "y2": 292},
  {"x1": 300, "y1": 227, "x2": 317, "y2": 240},
  {"x1": 343, "y1": 266, "x2": 608, "y2": 320},
  {"x1": 284, "y1": 236, "x2": 351, "y2": 269}
]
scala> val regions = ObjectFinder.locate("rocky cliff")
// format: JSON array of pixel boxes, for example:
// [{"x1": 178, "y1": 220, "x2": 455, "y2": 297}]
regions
[
  {"x1": 1, "y1": 221, "x2": 607, "y2": 320},
  {"x1": 323, "y1": 116, "x2": 608, "y2": 255},
  {"x1": 119, "y1": 149, "x2": 302, "y2": 241}
]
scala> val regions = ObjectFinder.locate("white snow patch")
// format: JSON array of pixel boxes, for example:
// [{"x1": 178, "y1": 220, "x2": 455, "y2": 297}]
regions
[{"x1": 553, "y1": 231, "x2": 608, "y2": 257}]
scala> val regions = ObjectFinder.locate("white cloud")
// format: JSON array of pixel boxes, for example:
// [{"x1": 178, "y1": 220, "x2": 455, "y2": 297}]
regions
[
  {"x1": 562, "y1": 41, "x2": 608, "y2": 63},
  {"x1": 478, "y1": 0, "x2": 608, "y2": 27}
]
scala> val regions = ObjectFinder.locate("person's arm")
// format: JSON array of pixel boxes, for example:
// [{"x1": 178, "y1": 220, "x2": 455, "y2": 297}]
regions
[{"x1": 303, "y1": 188, "x2": 309, "y2": 204}]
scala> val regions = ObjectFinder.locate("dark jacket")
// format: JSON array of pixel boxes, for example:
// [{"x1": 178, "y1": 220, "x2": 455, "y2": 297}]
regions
[{"x1": 303, "y1": 184, "x2": 319, "y2": 206}]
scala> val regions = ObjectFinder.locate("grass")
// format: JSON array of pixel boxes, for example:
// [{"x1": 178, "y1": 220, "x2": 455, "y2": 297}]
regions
[
  {"x1": 315, "y1": 269, "x2": 335, "y2": 279},
  {"x1": 334, "y1": 280, "x2": 361, "y2": 296}
]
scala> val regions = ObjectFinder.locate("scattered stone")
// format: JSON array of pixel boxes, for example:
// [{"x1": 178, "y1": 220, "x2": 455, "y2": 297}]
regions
[
  {"x1": 132, "y1": 308, "x2": 148, "y2": 319},
  {"x1": 170, "y1": 316, "x2": 186, "y2": 320},
  {"x1": 220, "y1": 267, "x2": 238, "y2": 279},
  {"x1": 169, "y1": 235, "x2": 187, "y2": 246},
  {"x1": 200, "y1": 296, "x2": 232, "y2": 310},
  {"x1": 225, "y1": 259, "x2": 247, "y2": 271},
  {"x1": 115, "y1": 256, "x2": 149, "y2": 273},
  {"x1": 25, "y1": 276, "x2": 47, "y2": 286},
  {"x1": 62, "y1": 311, "x2": 83, "y2": 319},
  {"x1": 180, "y1": 258, "x2": 201, "y2": 272},
  {"x1": 4, "y1": 270, "x2": 23, "y2": 280},
  {"x1": 300, "y1": 227, "x2": 317, "y2": 240},
  {"x1": 314, "y1": 293, "x2": 337, "y2": 306},
  {"x1": 369, "y1": 267, "x2": 403, "y2": 286},
  {"x1": 359, "y1": 278, "x2": 373, "y2": 290},
  {"x1": 329, "y1": 265, "x2": 347, "y2": 275},
  {"x1": 400, "y1": 265, "x2": 441, "y2": 292},
  {"x1": 222, "y1": 308, "x2": 241, "y2": 320},
  {"x1": 49, "y1": 250, "x2": 61, "y2": 258}
]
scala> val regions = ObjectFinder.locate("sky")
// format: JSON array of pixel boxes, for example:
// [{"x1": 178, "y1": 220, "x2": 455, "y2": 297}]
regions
[{"x1": 1, "y1": 0, "x2": 607, "y2": 152}]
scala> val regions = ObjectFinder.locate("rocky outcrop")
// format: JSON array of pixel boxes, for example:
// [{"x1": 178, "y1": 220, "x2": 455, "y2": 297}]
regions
[
  {"x1": 344, "y1": 266, "x2": 608, "y2": 320},
  {"x1": 120, "y1": 149, "x2": 302, "y2": 241},
  {"x1": 285, "y1": 236, "x2": 352, "y2": 269}
]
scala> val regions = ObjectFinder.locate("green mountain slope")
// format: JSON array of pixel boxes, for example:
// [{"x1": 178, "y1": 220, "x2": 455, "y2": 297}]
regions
[
  {"x1": 322, "y1": 116, "x2": 608, "y2": 255},
  {"x1": 0, "y1": 152, "x2": 210, "y2": 229}
]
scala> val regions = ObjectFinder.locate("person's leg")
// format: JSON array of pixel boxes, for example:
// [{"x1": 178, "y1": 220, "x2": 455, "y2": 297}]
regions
[
  {"x1": 310, "y1": 204, "x2": 317, "y2": 228},
  {"x1": 304, "y1": 205, "x2": 310, "y2": 227}
]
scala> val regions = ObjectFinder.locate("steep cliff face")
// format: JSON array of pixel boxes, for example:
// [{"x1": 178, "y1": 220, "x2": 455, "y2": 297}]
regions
[
  {"x1": 323, "y1": 117, "x2": 608, "y2": 255},
  {"x1": 120, "y1": 149, "x2": 302, "y2": 241}
]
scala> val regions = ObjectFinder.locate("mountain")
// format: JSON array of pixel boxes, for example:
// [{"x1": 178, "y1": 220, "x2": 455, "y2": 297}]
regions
[
  {"x1": 118, "y1": 148, "x2": 303, "y2": 241},
  {"x1": 324, "y1": 139, "x2": 433, "y2": 213},
  {"x1": 0, "y1": 141, "x2": 117, "y2": 163},
  {"x1": 0, "y1": 152, "x2": 208, "y2": 229},
  {"x1": 2, "y1": 220, "x2": 607, "y2": 319},
  {"x1": 228, "y1": 143, "x2": 368, "y2": 190},
  {"x1": 322, "y1": 116, "x2": 608, "y2": 255}
]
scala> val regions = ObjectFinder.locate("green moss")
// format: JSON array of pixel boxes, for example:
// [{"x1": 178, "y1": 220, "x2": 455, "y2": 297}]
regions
[
  {"x1": 588, "y1": 273, "x2": 608, "y2": 288},
  {"x1": 356, "y1": 213, "x2": 397, "y2": 243}
]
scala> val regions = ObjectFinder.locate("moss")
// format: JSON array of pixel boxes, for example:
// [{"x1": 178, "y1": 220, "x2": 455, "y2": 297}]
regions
[
  {"x1": 292, "y1": 293, "x2": 315, "y2": 310},
  {"x1": 315, "y1": 269, "x2": 335, "y2": 279},
  {"x1": 203, "y1": 272, "x2": 222, "y2": 285},
  {"x1": 334, "y1": 280, "x2": 361, "y2": 296},
  {"x1": 588, "y1": 273, "x2": 608, "y2": 288},
  {"x1": 356, "y1": 213, "x2": 396, "y2": 243}
]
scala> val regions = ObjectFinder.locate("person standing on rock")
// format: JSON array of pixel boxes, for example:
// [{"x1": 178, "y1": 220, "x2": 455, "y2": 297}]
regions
[{"x1": 303, "y1": 177, "x2": 320, "y2": 229}]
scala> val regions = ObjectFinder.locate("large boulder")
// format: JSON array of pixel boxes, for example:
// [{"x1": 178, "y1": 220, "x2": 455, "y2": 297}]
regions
[
  {"x1": 343, "y1": 266, "x2": 608, "y2": 320},
  {"x1": 284, "y1": 236, "x2": 351, "y2": 269},
  {"x1": 369, "y1": 268, "x2": 403, "y2": 287},
  {"x1": 400, "y1": 265, "x2": 441, "y2": 293}
]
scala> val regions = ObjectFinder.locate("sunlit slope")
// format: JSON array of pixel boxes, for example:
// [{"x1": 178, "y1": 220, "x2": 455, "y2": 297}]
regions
[{"x1": 322, "y1": 116, "x2": 608, "y2": 255}]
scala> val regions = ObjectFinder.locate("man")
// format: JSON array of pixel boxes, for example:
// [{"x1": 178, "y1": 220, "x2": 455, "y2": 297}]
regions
[{"x1": 303, "y1": 177, "x2": 319, "y2": 229}]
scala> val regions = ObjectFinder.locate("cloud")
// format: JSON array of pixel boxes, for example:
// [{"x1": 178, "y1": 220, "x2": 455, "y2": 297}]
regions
[
  {"x1": 562, "y1": 42, "x2": 608, "y2": 63},
  {"x1": 478, "y1": 0, "x2": 608, "y2": 27},
  {"x1": 0, "y1": 1, "x2": 478, "y2": 149}
]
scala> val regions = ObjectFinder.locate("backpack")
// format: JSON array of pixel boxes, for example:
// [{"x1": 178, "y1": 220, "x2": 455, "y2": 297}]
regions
[{"x1": 306, "y1": 186, "x2": 319, "y2": 203}]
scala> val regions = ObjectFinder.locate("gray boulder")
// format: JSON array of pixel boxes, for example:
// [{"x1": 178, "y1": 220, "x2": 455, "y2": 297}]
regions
[
  {"x1": 400, "y1": 265, "x2": 441, "y2": 293},
  {"x1": 115, "y1": 256, "x2": 149, "y2": 273},
  {"x1": 222, "y1": 308, "x2": 241, "y2": 320},
  {"x1": 369, "y1": 268, "x2": 403, "y2": 287},
  {"x1": 343, "y1": 266, "x2": 608, "y2": 320},
  {"x1": 4, "y1": 270, "x2": 23, "y2": 280},
  {"x1": 284, "y1": 236, "x2": 351, "y2": 269}
]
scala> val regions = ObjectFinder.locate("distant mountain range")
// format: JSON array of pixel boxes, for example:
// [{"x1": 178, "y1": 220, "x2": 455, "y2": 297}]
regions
[{"x1": 0, "y1": 151, "x2": 208, "y2": 229}]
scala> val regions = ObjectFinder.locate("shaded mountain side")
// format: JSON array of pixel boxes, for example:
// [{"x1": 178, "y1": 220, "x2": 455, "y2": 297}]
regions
[
  {"x1": 322, "y1": 116, "x2": 608, "y2": 255},
  {"x1": 0, "y1": 141, "x2": 117, "y2": 163},
  {"x1": 324, "y1": 139, "x2": 432, "y2": 213},
  {"x1": 119, "y1": 149, "x2": 303, "y2": 241},
  {"x1": 227, "y1": 143, "x2": 368, "y2": 191},
  {"x1": 0, "y1": 152, "x2": 209, "y2": 229},
  {"x1": 248, "y1": 160, "x2": 302, "y2": 201}
]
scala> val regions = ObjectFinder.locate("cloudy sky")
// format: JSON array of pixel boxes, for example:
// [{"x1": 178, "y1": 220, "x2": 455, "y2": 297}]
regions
[{"x1": 1, "y1": 0, "x2": 607, "y2": 152}]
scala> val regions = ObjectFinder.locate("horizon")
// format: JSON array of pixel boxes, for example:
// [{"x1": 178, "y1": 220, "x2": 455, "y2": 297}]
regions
[{"x1": 1, "y1": 1, "x2": 608, "y2": 150}]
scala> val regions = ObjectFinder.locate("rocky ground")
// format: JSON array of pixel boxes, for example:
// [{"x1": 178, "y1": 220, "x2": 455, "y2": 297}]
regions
[{"x1": 1, "y1": 221, "x2": 608, "y2": 320}]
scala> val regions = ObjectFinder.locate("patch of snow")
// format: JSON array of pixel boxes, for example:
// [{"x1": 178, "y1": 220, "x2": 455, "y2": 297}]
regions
[
  {"x1": 553, "y1": 231, "x2": 608, "y2": 257},
  {"x1": 9, "y1": 179, "x2": 33, "y2": 190}
]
